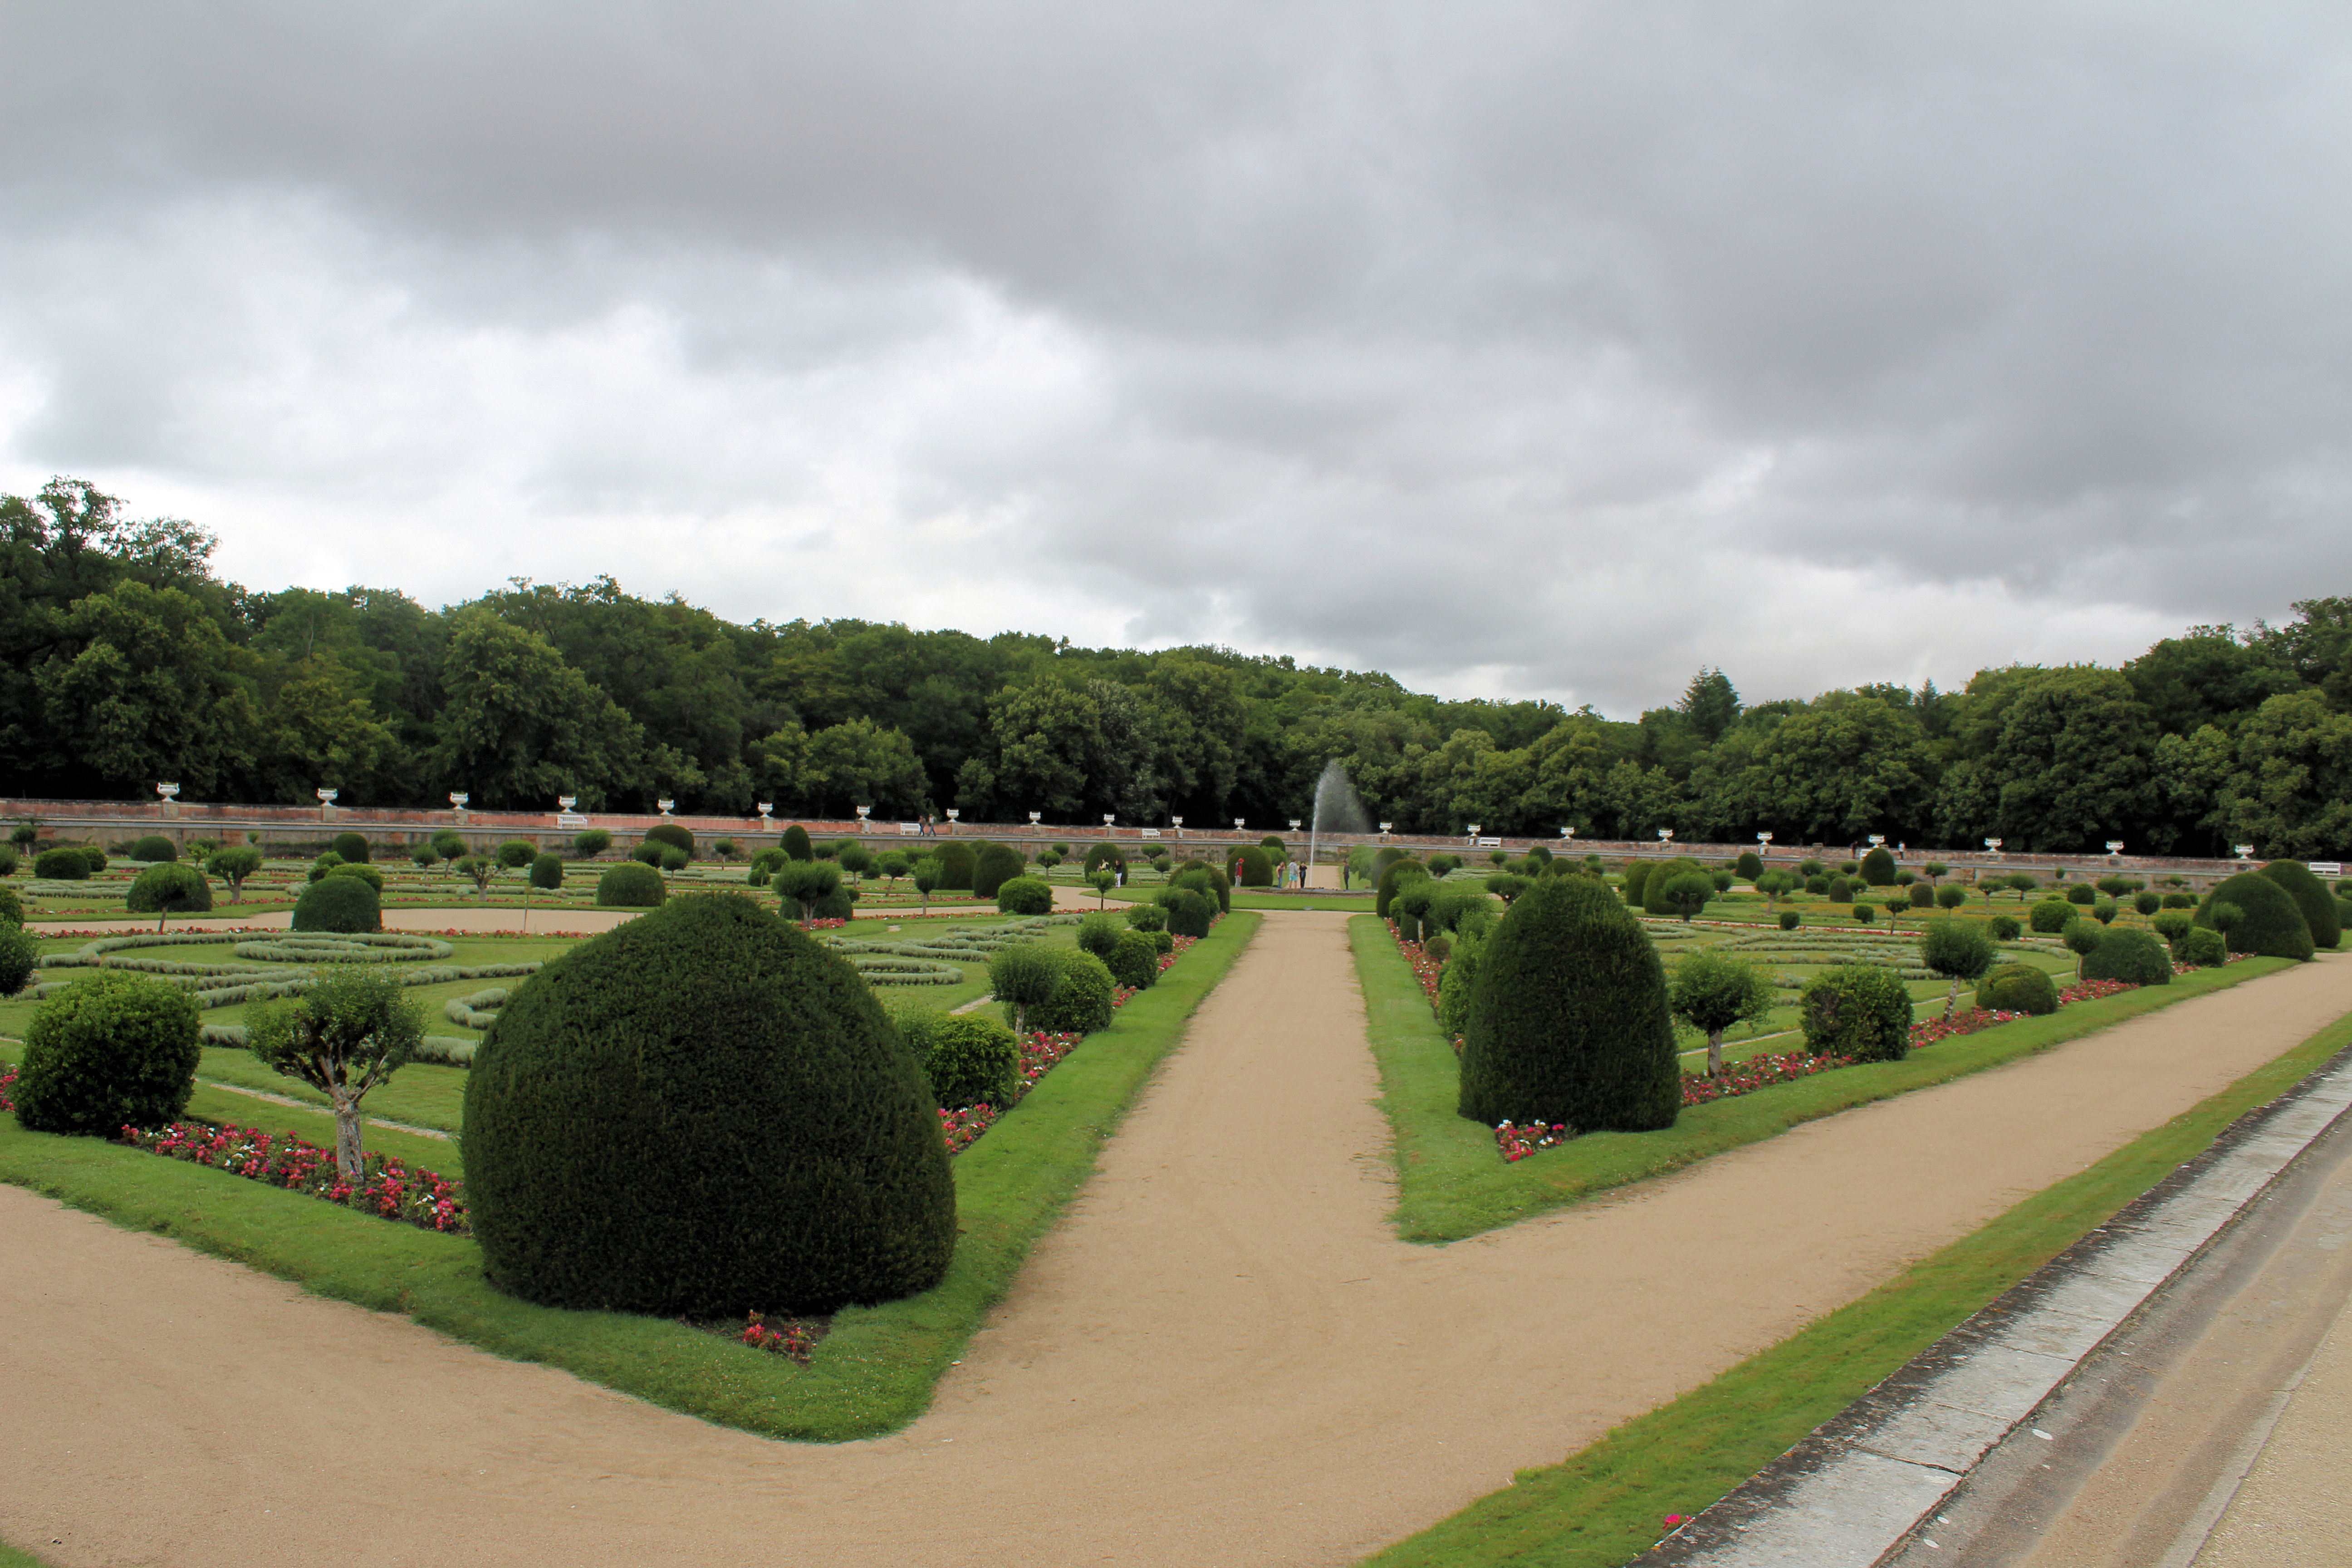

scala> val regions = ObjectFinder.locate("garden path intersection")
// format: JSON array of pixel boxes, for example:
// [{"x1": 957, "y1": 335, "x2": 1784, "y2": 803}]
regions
[{"x1": 7, "y1": 918, "x2": 2352, "y2": 1566}]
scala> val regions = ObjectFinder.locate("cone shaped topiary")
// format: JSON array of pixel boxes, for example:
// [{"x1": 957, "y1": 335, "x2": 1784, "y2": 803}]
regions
[
  {"x1": 2258, "y1": 861, "x2": 2341, "y2": 951},
  {"x1": 463, "y1": 895, "x2": 955, "y2": 1316},
  {"x1": 972, "y1": 842, "x2": 1024, "y2": 899},
  {"x1": 2195, "y1": 872, "x2": 2315, "y2": 960},
  {"x1": 1458, "y1": 874, "x2": 1679, "y2": 1132},
  {"x1": 291, "y1": 874, "x2": 380, "y2": 932}
]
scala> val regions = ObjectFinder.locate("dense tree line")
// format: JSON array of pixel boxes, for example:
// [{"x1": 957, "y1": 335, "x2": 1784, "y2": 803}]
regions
[{"x1": 5, "y1": 477, "x2": 2348, "y2": 855}]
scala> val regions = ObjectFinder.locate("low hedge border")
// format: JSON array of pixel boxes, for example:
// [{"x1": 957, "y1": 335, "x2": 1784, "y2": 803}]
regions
[
  {"x1": 0, "y1": 910, "x2": 1261, "y2": 1443},
  {"x1": 1361, "y1": 998, "x2": 2352, "y2": 1568},
  {"x1": 1348, "y1": 913, "x2": 2290, "y2": 1245}
]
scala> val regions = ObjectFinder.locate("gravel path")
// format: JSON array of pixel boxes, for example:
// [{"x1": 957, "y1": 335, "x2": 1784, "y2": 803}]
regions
[{"x1": 5, "y1": 918, "x2": 2351, "y2": 1566}]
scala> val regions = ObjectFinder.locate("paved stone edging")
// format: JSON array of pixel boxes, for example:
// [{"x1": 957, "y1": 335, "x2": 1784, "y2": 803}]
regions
[{"x1": 1631, "y1": 1035, "x2": 2352, "y2": 1568}]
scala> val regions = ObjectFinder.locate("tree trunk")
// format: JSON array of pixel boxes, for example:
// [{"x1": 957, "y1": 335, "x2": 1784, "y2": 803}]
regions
[
  {"x1": 1707, "y1": 1027, "x2": 1726, "y2": 1078},
  {"x1": 331, "y1": 1092, "x2": 366, "y2": 1184},
  {"x1": 1946, "y1": 975, "x2": 1963, "y2": 1018}
]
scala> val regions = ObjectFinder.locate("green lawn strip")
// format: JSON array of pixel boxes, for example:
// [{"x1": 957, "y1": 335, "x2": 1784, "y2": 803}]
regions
[
  {"x1": 0, "y1": 911, "x2": 1261, "y2": 1443},
  {"x1": 0, "y1": 1541, "x2": 58, "y2": 1568},
  {"x1": 1349, "y1": 913, "x2": 2290, "y2": 1244},
  {"x1": 1362, "y1": 1004, "x2": 2352, "y2": 1568}
]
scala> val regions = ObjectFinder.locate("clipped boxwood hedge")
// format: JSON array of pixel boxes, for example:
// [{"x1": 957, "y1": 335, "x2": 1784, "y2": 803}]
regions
[
  {"x1": 899, "y1": 1010, "x2": 1022, "y2": 1110},
  {"x1": 1975, "y1": 962, "x2": 2059, "y2": 1015},
  {"x1": 995, "y1": 875, "x2": 1053, "y2": 916},
  {"x1": 464, "y1": 894, "x2": 954, "y2": 1317},
  {"x1": 12, "y1": 972, "x2": 201, "y2": 1135},
  {"x1": 2081, "y1": 925, "x2": 2172, "y2": 986},
  {"x1": 596, "y1": 860, "x2": 667, "y2": 908},
  {"x1": 32, "y1": 846, "x2": 91, "y2": 881},
  {"x1": 127, "y1": 834, "x2": 178, "y2": 862},
  {"x1": 1106, "y1": 928, "x2": 1160, "y2": 990},
  {"x1": 1028, "y1": 948, "x2": 1117, "y2": 1035},
  {"x1": 1798, "y1": 964, "x2": 1913, "y2": 1062},
  {"x1": 291, "y1": 874, "x2": 382, "y2": 933}
]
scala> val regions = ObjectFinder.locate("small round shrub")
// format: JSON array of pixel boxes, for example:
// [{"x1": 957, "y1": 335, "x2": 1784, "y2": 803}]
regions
[
  {"x1": 2259, "y1": 861, "x2": 2342, "y2": 951},
  {"x1": 2161, "y1": 891, "x2": 2195, "y2": 908},
  {"x1": 495, "y1": 839, "x2": 536, "y2": 870},
  {"x1": 995, "y1": 875, "x2": 1053, "y2": 916},
  {"x1": 1906, "y1": 882, "x2": 1933, "y2": 908},
  {"x1": 1082, "y1": 843, "x2": 1126, "y2": 876},
  {"x1": 1232, "y1": 846, "x2": 1273, "y2": 887},
  {"x1": 330, "y1": 831, "x2": 372, "y2": 863},
  {"x1": 2091, "y1": 898, "x2": 2119, "y2": 926},
  {"x1": 127, "y1": 834, "x2": 178, "y2": 862},
  {"x1": 2153, "y1": 909, "x2": 2194, "y2": 941},
  {"x1": 328, "y1": 861, "x2": 386, "y2": 892},
  {"x1": 126, "y1": 862, "x2": 214, "y2": 922},
  {"x1": 308, "y1": 850, "x2": 345, "y2": 882},
  {"x1": 2029, "y1": 899, "x2": 2073, "y2": 933},
  {"x1": 1735, "y1": 850, "x2": 1763, "y2": 880},
  {"x1": 936, "y1": 841, "x2": 977, "y2": 890},
  {"x1": 1779, "y1": 910, "x2": 1800, "y2": 931},
  {"x1": 1805, "y1": 874, "x2": 1830, "y2": 896},
  {"x1": 464, "y1": 895, "x2": 954, "y2": 1316},
  {"x1": 1106, "y1": 929, "x2": 1160, "y2": 990},
  {"x1": 1457, "y1": 874, "x2": 1679, "y2": 1132},
  {"x1": 2177, "y1": 926, "x2": 2228, "y2": 966},
  {"x1": 529, "y1": 853, "x2": 565, "y2": 891},
  {"x1": 291, "y1": 874, "x2": 382, "y2": 932},
  {"x1": 2133, "y1": 891, "x2": 2162, "y2": 916},
  {"x1": 971, "y1": 841, "x2": 1025, "y2": 899},
  {"x1": 1030, "y1": 949, "x2": 1117, "y2": 1034},
  {"x1": 780, "y1": 824, "x2": 813, "y2": 862},
  {"x1": 1798, "y1": 965, "x2": 1913, "y2": 1062},
  {"x1": 574, "y1": 828, "x2": 612, "y2": 858},
  {"x1": 2082, "y1": 925, "x2": 2171, "y2": 986},
  {"x1": 1124, "y1": 901, "x2": 1167, "y2": 932},
  {"x1": 630, "y1": 842, "x2": 665, "y2": 867},
  {"x1": 2065, "y1": 882, "x2": 2096, "y2": 906},
  {"x1": 596, "y1": 860, "x2": 668, "y2": 908},
  {"x1": 1640, "y1": 858, "x2": 1710, "y2": 916},
  {"x1": 645, "y1": 821, "x2": 696, "y2": 856},
  {"x1": 1076, "y1": 912, "x2": 1123, "y2": 959},
  {"x1": 812, "y1": 884, "x2": 858, "y2": 921},
  {"x1": 0, "y1": 884, "x2": 22, "y2": 927},
  {"x1": 1852, "y1": 904, "x2": 1877, "y2": 924},
  {"x1": 1620, "y1": 861, "x2": 1653, "y2": 906},
  {"x1": 1826, "y1": 876, "x2": 1852, "y2": 903},
  {"x1": 1975, "y1": 963, "x2": 2059, "y2": 1015},
  {"x1": 33, "y1": 845, "x2": 90, "y2": 881},
  {"x1": 13, "y1": 973, "x2": 201, "y2": 1134},
  {"x1": 2195, "y1": 872, "x2": 2314, "y2": 960},
  {"x1": 1164, "y1": 888, "x2": 1214, "y2": 939},
  {"x1": 1149, "y1": 928, "x2": 1174, "y2": 954},
  {"x1": 1859, "y1": 845, "x2": 1896, "y2": 886},
  {"x1": 1987, "y1": 913, "x2": 2023, "y2": 941},
  {"x1": 902, "y1": 1012, "x2": 1021, "y2": 1110},
  {"x1": 1194, "y1": 859, "x2": 1233, "y2": 912},
  {"x1": 0, "y1": 923, "x2": 35, "y2": 996},
  {"x1": 658, "y1": 846, "x2": 689, "y2": 873}
]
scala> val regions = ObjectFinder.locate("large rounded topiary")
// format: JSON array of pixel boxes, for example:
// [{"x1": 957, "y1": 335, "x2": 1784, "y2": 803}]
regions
[
  {"x1": 899, "y1": 1010, "x2": 1022, "y2": 1110},
  {"x1": 995, "y1": 875, "x2": 1053, "y2": 916},
  {"x1": 1107, "y1": 929, "x2": 1160, "y2": 990},
  {"x1": 330, "y1": 831, "x2": 372, "y2": 863},
  {"x1": 1640, "y1": 857, "x2": 1710, "y2": 916},
  {"x1": 1162, "y1": 888, "x2": 1213, "y2": 938},
  {"x1": 1231, "y1": 846, "x2": 1273, "y2": 887},
  {"x1": 2081, "y1": 925, "x2": 2172, "y2": 987},
  {"x1": 2029, "y1": 899, "x2": 2073, "y2": 933},
  {"x1": 127, "y1": 834, "x2": 177, "y2": 863},
  {"x1": 645, "y1": 821, "x2": 696, "y2": 856},
  {"x1": 1975, "y1": 963, "x2": 2059, "y2": 1016},
  {"x1": 972, "y1": 841, "x2": 1025, "y2": 900},
  {"x1": 1798, "y1": 965, "x2": 1913, "y2": 1062},
  {"x1": 13, "y1": 973, "x2": 201, "y2": 1135},
  {"x1": 1081, "y1": 843, "x2": 1126, "y2": 876},
  {"x1": 1029, "y1": 949, "x2": 1117, "y2": 1035},
  {"x1": 936, "y1": 841, "x2": 977, "y2": 891},
  {"x1": 291, "y1": 874, "x2": 381, "y2": 932},
  {"x1": 595, "y1": 860, "x2": 667, "y2": 908},
  {"x1": 464, "y1": 895, "x2": 955, "y2": 1316},
  {"x1": 2259, "y1": 861, "x2": 2342, "y2": 951},
  {"x1": 2195, "y1": 872, "x2": 2314, "y2": 960},
  {"x1": 126, "y1": 862, "x2": 214, "y2": 926},
  {"x1": 33, "y1": 846, "x2": 90, "y2": 880},
  {"x1": 1859, "y1": 845, "x2": 1897, "y2": 886},
  {"x1": 1457, "y1": 874, "x2": 1679, "y2": 1133},
  {"x1": 780, "y1": 823, "x2": 813, "y2": 862}
]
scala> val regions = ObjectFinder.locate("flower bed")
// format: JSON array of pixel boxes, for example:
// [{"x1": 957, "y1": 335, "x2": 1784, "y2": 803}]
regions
[
  {"x1": 117, "y1": 1120, "x2": 469, "y2": 1234},
  {"x1": 1678, "y1": 1049, "x2": 1855, "y2": 1107}
]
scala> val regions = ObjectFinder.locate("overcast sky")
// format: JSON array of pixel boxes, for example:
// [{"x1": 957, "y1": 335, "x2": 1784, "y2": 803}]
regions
[{"x1": 4, "y1": 2, "x2": 2347, "y2": 716}]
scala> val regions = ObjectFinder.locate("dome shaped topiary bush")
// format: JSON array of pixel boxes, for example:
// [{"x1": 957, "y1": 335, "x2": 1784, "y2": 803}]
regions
[
  {"x1": 529, "y1": 853, "x2": 565, "y2": 891},
  {"x1": 1374, "y1": 860, "x2": 1427, "y2": 918},
  {"x1": 2195, "y1": 872, "x2": 2314, "y2": 960},
  {"x1": 2177, "y1": 926, "x2": 2228, "y2": 966},
  {"x1": 1826, "y1": 876, "x2": 1852, "y2": 904},
  {"x1": 1232, "y1": 846, "x2": 1273, "y2": 887},
  {"x1": 2029, "y1": 900, "x2": 2073, "y2": 933},
  {"x1": 644, "y1": 821, "x2": 696, "y2": 856},
  {"x1": 0, "y1": 922, "x2": 33, "y2": 997},
  {"x1": 2065, "y1": 882, "x2": 2097, "y2": 906},
  {"x1": 1076, "y1": 912, "x2": 1122, "y2": 959},
  {"x1": 1859, "y1": 846, "x2": 1897, "y2": 886},
  {"x1": 972, "y1": 842, "x2": 1025, "y2": 899},
  {"x1": 900, "y1": 1011, "x2": 1022, "y2": 1110},
  {"x1": 464, "y1": 895, "x2": 954, "y2": 1316},
  {"x1": 1988, "y1": 913, "x2": 2023, "y2": 941},
  {"x1": 1457, "y1": 874, "x2": 1679, "y2": 1133},
  {"x1": 33, "y1": 846, "x2": 91, "y2": 881},
  {"x1": 127, "y1": 834, "x2": 177, "y2": 862},
  {"x1": 1734, "y1": 850, "x2": 1763, "y2": 880},
  {"x1": 995, "y1": 875, "x2": 1053, "y2": 915},
  {"x1": 1082, "y1": 843, "x2": 1126, "y2": 876},
  {"x1": 13, "y1": 973, "x2": 201, "y2": 1135},
  {"x1": 1029, "y1": 949, "x2": 1117, "y2": 1034},
  {"x1": 1779, "y1": 910, "x2": 1801, "y2": 931},
  {"x1": 595, "y1": 860, "x2": 667, "y2": 908},
  {"x1": 1975, "y1": 963, "x2": 2059, "y2": 1015},
  {"x1": 0, "y1": 845, "x2": 15, "y2": 878},
  {"x1": 780, "y1": 824, "x2": 813, "y2": 862},
  {"x1": 328, "y1": 861, "x2": 386, "y2": 892},
  {"x1": 936, "y1": 841, "x2": 977, "y2": 890},
  {"x1": 1123, "y1": 900, "x2": 1167, "y2": 932},
  {"x1": 1909, "y1": 882, "x2": 1936, "y2": 908},
  {"x1": 1107, "y1": 929, "x2": 1160, "y2": 990},
  {"x1": 330, "y1": 831, "x2": 372, "y2": 863},
  {"x1": 1640, "y1": 858, "x2": 1709, "y2": 916},
  {"x1": 126, "y1": 862, "x2": 213, "y2": 927},
  {"x1": 812, "y1": 884, "x2": 858, "y2": 922},
  {"x1": 2133, "y1": 891, "x2": 2162, "y2": 916},
  {"x1": 2082, "y1": 926, "x2": 2171, "y2": 986},
  {"x1": 1804, "y1": 874, "x2": 1830, "y2": 896},
  {"x1": 292, "y1": 874, "x2": 382, "y2": 932},
  {"x1": 2259, "y1": 861, "x2": 2341, "y2": 950},
  {"x1": 1163, "y1": 887, "x2": 1214, "y2": 938},
  {"x1": 0, "y1": 884, "x2": 22, "y2": 927},
  {"x1": 1798, "y1": 965, "x2": 1912, "y2": 1061}
]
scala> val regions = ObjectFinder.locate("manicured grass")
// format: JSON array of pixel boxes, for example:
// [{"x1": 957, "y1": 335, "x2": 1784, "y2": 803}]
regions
[
  {"x1": 1350, "y1": 913, "x2": 2289, "y2": 1244},
  {"x1": 0, "y1": 911, "x2": 1261, "y2": 1442},
  {"x1": 1362, "y1": 1000, "x2": 2352, "y2": 1568},
  {"x1": 0, "y1": 1541, "x2": 57, "y2": 1568}
]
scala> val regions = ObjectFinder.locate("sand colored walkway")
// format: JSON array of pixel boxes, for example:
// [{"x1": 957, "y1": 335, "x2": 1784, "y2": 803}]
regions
[{"x1": 6, "y1": 922, "x2": 2352, "y2": 1568}]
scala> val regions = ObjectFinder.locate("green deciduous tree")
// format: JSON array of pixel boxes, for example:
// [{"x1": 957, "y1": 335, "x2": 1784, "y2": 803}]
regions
[
  {"x1": 246, "y1": 967, "x2": 424, "y2": 1181},
  {"x1": 1668, "y1": 949, "x2": 1774, "y2": 1077}
]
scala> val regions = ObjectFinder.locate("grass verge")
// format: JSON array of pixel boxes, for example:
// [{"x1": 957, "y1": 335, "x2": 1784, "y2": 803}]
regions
[
  {"x1": 1351, "y1": 912, "x2": 2288, "y2": 1244},
  {"x1": 0, "y1": 911, "x2": 1260, "y2": 1443},
  {"x1": 1360, "y1": 995, "x2": 2352, "y2": 1567}
]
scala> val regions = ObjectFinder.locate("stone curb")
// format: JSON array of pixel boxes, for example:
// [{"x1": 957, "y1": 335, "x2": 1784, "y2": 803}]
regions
[{"x1": 1627, "y1": 1035, "x2": 2352, "y2": 1568}]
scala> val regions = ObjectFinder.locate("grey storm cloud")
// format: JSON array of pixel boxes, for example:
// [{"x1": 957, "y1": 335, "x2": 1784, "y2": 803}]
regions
[{"x1": 2, "y1": 0, "x2": 2348, "y2": 713}]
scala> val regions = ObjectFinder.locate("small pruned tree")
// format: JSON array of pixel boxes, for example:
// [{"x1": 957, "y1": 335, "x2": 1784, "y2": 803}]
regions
[
  {"x1": 246, "y1": 967, "x2": 424, "y2": 1183},
  {"x1": 2005, "y1": 872, "x2": 2040, "y2": 902},
  {"x1": 1754, "y1": 869, "x2": 1796, "y2": 910},
  {"x1": 1922, "y1": 862, "x2": 1949, "y2": 885},
  {"x1": 1089, "y1": 867, "x2": 1116, "y2": 907},
  {"x1": 206, "y1": 844, "x2": 264, "y2": 903},
  {"x1": 1669, "y1": 949, "x2": 1775, "y2": 1077},
  {"x1": 1660, "y1": 871, "x2": 1714, "y2": 923},
  {"x1": 2063, "y1": 918, "x2": 2102, "y2": 981},
  {"x1": 1935, "y1": 883, "x2": 1967, "y2": 911},
  {"x1": 877, "y1": 849, "x2": 911, "y2": 890},
  {"x1": 987, "y1": 943, "x2": 1061, "y2": 1036},
  {"x1": 774, "y1": 860, "x2": 842, "y2": 925},
  {"x1": 455, "y1": 855, "x2": 496, "y2": 902},
  {"x1": 126, "y1": 862, "x2": 213, "y2": 931},
  {"x1": 573, "y1": 828, "x2": 612, "y2": 859},
  {"x1": 912, "y1": 856, "x2": 943, "y2": 913},
  {"x1": 431, "y1": 828, "x2": 467, "y2": 870},
  {"x1": 1919, "y1": 917, "x2": 1997, "y2": 1018}
]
